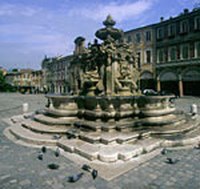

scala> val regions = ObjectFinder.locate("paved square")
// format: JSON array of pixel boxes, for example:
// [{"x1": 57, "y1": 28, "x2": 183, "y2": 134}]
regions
[{"x1": 1, "y1": 93, "x2": 200, "y2": 189}]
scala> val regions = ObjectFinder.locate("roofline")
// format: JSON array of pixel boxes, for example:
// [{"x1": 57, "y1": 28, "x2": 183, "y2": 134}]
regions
[{"x1": 124, "y1": 8, "x2": 200, "y2": 34}]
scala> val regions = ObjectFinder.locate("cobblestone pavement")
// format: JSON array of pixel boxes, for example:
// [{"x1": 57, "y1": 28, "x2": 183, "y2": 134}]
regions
[{"x1": 0, "y1": 93, "x2": 200, "y2": 189}]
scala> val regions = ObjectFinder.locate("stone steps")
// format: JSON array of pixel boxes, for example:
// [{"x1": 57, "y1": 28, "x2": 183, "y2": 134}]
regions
[
  {"x1": 141, "y1": 107, "x2": 176, "y2": 117},
  {"x1": 44, "y1": 107, "x2": 78, "y2": 117},
  {"x1": 150, "y1": 118, "x2": 198, "y2": 138},
  {"x1": 58, "y1": 138, "x2": 162, "y2": 162},
  {"x1": 33, "y1": 114, "x2": 75, "y2": 125},
  {"x1": 8, "y1": 124, "x2": 58, "y2": 146},
  {"x1": 79, "y1": 131, "x2": 139, "y2": 144},
  {"x1": 21, "y1": 120, "x2": 70, "y2": 134},
  {"x1": 7, "y1": 121, "x2": 163, "y2": 163}
]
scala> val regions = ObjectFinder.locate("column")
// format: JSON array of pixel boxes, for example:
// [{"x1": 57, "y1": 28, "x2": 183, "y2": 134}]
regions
[
  {"x1": 178, "y1": 75, "x2": 183, "y2": 97},
  {"x1": 157, "y1": 77, "x2": 161, "y2": 92}
]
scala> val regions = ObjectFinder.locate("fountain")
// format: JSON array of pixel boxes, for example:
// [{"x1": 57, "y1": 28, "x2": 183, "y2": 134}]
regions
[{"x1": 4, "y1": 15, "x2": 200, "y2": 180}]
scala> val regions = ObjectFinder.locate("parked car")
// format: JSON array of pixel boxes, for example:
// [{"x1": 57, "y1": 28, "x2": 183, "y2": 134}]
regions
[{"x1": 142, "y1": 89, "x2": 158, "y2": 96}]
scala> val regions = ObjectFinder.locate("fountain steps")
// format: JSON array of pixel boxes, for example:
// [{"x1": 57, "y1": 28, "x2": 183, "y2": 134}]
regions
[
  {"x1": 8, "y1": 124, "x2": 57, "y2": 146},
  {"x1": 57, "y1": 138, "x2": 162, "y2": 162},
  {"x1": 75, "y1": 114, "x2": 186, "y2": 132},
  {"x1": 5, "y1": 113, "x2": 200, "y2": 163},
  {"x1": 6, "y1": 119, "x2": 162, "y2": 162},
  {"x1": 19, "y1": 118, "x2": 141, "y2": 145},
  {"x1": 140, "y1": 107, "x2": 176, "y2": 117},
  {"x1": 33, "y1": 114, "x2": 75, "y2": 125},
  {"x1": 19, "y1": 112, "x2": 196, "y2": 144},
  {"x1": 21, "y1": 120, "x2": 69, "y2": 134},
  {"x1": 8, "y1": 114, "x2": 197, "y2": 145},
  {"x1": 44, "y1": 107, "x2": 78, "y2": 117}
]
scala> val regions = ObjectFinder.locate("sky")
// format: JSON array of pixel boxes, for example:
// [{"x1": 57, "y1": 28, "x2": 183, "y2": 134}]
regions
[{"x1": 0, "y1": 0, "x2": 199, "y2": 70}]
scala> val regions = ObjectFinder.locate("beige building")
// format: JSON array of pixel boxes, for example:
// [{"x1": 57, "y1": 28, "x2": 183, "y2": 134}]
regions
[
  {"x1": 124, "y1": 25, "x2": 156, "y2": 91},
  {"x1": 42, "y1": 55, "x2": 73, "y2": 94},
  {"x1": 5, "y1": 69, "x2": 44, "y2": 93},
  {"x1": 41, "y1": 8, "x2": 200, "y2": 97}
]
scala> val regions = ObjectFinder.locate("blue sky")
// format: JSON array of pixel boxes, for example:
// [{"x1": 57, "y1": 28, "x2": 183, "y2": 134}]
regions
[{"x1": 0, "y1": 0, "x2": 199, "y2": 70}]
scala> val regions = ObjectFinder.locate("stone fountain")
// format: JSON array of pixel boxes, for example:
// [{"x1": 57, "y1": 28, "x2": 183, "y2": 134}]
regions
[{"x1": 4, "y1": 15, "x2": 200, "y2": 180}]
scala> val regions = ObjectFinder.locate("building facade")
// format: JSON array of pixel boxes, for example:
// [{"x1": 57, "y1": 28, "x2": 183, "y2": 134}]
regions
[
  {"x1": 5, "y1": 69, "x2": 44, "y2": 93},
  {"x1": 41, "y1": 8, "x2": 200, "y2": 96},
  {"x1": 155, "y1": 8, "x2": 200, "y2": 96},
  {"x1": 42, "y1": 55, "x2": 73, "y2": 94},
  {"x1": 124, "y1": 25, "x2": 156, "y2": 91}
]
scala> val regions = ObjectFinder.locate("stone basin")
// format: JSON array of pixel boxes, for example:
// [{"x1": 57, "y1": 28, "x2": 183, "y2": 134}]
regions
[{"x1": 45, "y1": 94, "x2": 178, "y2": 131}]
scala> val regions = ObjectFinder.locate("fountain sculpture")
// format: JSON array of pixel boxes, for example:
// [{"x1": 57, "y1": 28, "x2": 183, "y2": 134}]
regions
[{"x1": 4, "y1": 16, "x2": 200, "y2": 179}]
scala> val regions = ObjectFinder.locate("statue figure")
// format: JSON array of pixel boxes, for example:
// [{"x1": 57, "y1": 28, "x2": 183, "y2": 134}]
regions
[{"x1": 70, "y1": 15, "x2": 140, "y2": 96}]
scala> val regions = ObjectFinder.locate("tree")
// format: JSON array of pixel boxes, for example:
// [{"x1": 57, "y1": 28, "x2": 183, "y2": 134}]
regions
[
  {"x1": 0, "y1": 70, "x2": 16, "y2": 92},
  {"x1": 0, "y1": 70, "x2": 6, "y2": 91}
]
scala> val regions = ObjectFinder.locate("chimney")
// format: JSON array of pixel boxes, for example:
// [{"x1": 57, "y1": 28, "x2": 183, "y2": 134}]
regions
[{"x1": 160, "y1": 17, "x2": 164, "y2": 22}]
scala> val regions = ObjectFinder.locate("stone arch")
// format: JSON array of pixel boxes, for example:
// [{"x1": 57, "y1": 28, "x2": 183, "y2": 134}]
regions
[
  {"x1": 140, "y1": 71, "x2": 155, "y2": 90},
  {"x1": 159, "y1": 69, "x2": 178, "y2": 81},
  {"x1": 181, "y1": 67, "x2": 200, "y2": 81},
  {"x1": 140, "y1": 71, "x2": 153, "y2": 80},
  {"x1": 157, "y1": 69, "x2": 179, "y2": 96},
  {"x1": 181, "y1": 67, "x2": 200, "y2": 96}
]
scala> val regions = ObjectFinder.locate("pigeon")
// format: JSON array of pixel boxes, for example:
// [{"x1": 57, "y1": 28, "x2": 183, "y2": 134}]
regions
[
  {"x1": 55, "y1": 147, "x2": 60, "y2": 157},
  {"x1": 53, "y1": 134, "x2": 62, "y2": 140},
  {"x1": 81, "y1": 164, "x2": 98, "y2": 179},
  {"x1": 91, "y1": 169, "x2": 98, "y2": 180},
  {"x1": 165, "y1": 157, "x2": 179, "y2": 164},
  {"x1": 41, "y1": 146, "x2": 47, "y2": 153},
  {"x1": 161, "y1": 148, "x2": 167, "y2": 155},
  {"x1": 67, "y1": 172, "x2": 84, "y2": 183},
  {"x1": 37, "y1": 152, "x2": 43, "y2": 160},
  {"x1": 194, "y1": 143, "x2": 200, "y2": 150},
  {"x1": 48, "y1": 163, "x2": 59, "y2": 170},
  {"x1": 82, "y1": 164, "x2": 92, "y2": 172},
  {"x1": 67, "y1": 134, "x2": 76, "y2": 139}
]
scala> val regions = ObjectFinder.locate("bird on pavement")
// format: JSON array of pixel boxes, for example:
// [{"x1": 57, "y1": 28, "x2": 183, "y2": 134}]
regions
[
  {"x1": 37, "y1": 152, "x2": 43, "y2": 160},
  {"x1": 67, "y1": 134, "x2": 76, "y2": 139},
  {"x1": 48, "y1": 163, "x2": 59, "y2": 170},
  {"x1": 165, "y1": 157, "x2": 179, "y2": 164},
  {"x1": 41, "y1": 146, "x2": 47, "y2": 153},
  {"x1": 55, "y1": 147, "x2": 60, "y2": 157},
  {"x1": 91, "y1": 169, "x2": 98, "y2": 180},
  {"x1": 161, "y1": 148, "x2": 168, "y2": 155},
  {"x1": 67, "y1": 172, "x2": 84, "y2": 183},
  {"x1": 81, "y1": 164, "x2": 98, "y2": 179},
  {"x1": 53, "y1": 134, "x2": 62, "y2": 140},
  {"x1": 82, "y1": 164, "x2": 92, "y2": 172},
  {"x1": 194, "y1": 143, "x2": 200, "y2": 150}
]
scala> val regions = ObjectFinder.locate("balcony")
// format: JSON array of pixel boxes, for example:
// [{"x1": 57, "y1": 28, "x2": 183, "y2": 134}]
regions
[{"x1": 156, "y1": 58, "x2": 200, "y2": 68}]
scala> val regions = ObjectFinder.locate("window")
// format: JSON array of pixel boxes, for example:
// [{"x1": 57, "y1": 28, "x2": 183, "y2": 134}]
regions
[
  {"x1": 169, "y1": 47, "x2": 176, "y2": 61},
  {"x1": 146, "y1": 31, "x2": 151, "y2": 41},
  {"x1": 168, "y1": 24, "x2": 176, "y2": 37},
  {"x1": 157, "y1": 28, "x2": 164, "y2": 39},
  {"x1": 197, "y1": 42, "x2": 200, "y2": 57},
  {"x1": 194, "y1": 16, "x2": 200, "y2": 31},
  {"x1": 146, "y1": 50, "x2": 151, "y2": 63},
  {"x1": 181, "y1": 44, "x2": 189, "y2": 59},
  {"x1": 135, "y1": 33, "x2": 141, "y2": 43},
  {"x1": 137, "y1": 52, "x2": 141, "y2": 68},
  {"x1": 190, "y1": 42, "x2": 195, "y2": 58},
  {"x1": 157, "y1": 49, "x2": 164, "y2": 63},
  {"x1": 180, "y1": 20, "x2": 188, "y2": 34}
]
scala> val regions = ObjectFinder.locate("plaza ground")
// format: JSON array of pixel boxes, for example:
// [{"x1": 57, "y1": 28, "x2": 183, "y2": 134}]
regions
[{"x1": 0, "y1": 93, "x2": 200, "y2": 189}]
